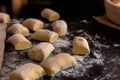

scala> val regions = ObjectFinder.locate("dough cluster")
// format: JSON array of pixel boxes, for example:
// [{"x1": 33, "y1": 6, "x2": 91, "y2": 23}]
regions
[{"x1": 7, "y1": 8, "x2": 91, "y2": 80}]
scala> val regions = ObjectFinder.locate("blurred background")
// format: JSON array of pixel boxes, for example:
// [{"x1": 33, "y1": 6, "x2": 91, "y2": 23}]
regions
[{"x1": 0, "y1": 0, "x2": 105, "y2": 19}]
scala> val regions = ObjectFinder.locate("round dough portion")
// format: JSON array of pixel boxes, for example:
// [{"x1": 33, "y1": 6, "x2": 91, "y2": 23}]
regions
[
  {"x1": 51, "y1": 20, "x2": 68, "y2": 36},
  {"x1": 28, "y1": 42, "x2": 55, "y2": 62}
]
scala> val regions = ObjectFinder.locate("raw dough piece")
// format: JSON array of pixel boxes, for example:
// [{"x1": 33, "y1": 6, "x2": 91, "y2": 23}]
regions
[
  {"x1": 31, "y1": 29, "x2": 58, "y2": 43},
  {"x1": 7, "y1": 34, "x2": 32, "y2": 50},
  {"x1": 22, "y1": 18, "x2": 44, "y2": 31},
  {"x1": 7, "y1": 23, "x2": 29, "y2": 36},
  {"x1": 72, "y1": 36, "x2": 90, "y2": 54},
  {"x1": 51, "y1": 20, "x2": 67, "y2": 36},
  {"x1": 0, "y1": 12, "x2": 10, "y2": 23},
  {"x1": 9, "y1": 63, "x2": 46, "y2": 80},
  {"x1": 40, "y1": 53, "x2": 77, "y2": 76},
  {"x1": 41, "y1": 8, "x2": 60, "y2": 22},
  {"x1": 28, "y1": 42, "x2": 54, "y2": 62}
]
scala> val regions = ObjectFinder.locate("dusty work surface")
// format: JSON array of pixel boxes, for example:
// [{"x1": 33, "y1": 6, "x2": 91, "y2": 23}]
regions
[{"x1": 0, "y1": 19, "x2": 120, "y2": 80}]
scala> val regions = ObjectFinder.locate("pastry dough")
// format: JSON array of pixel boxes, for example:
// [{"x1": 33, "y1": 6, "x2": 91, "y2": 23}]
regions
[
  {"x1": 31, "y1": 29, "x2": 58, "y2": 43},
  {"x1": 7, "y1": 34, "x2": 32, "y2": 50},
  {"x1": 22, "y1": 18, "x2": 44, "y2": 31},
  {"x1": 51, "y1": 20, "x2": 67, "y2": 36},
  {"x1": 0, "y1": 12, "x2": 10, "y2": 23},
  {"x1": 41, "y1": 8, "x2": 60, "y2": 22},
  {"x1": 7, "y1": 23, "x2": 29, "y2": 36},
  {"x1": 72, "y1": 36, "x2": 90, "y2": 54},
  {"x1": 28, "y1": 42, "x2": 54, "y2": 62},
  {"x1": 40, "y1": 53, "x2": 77, "y2": 76},
  {"x1": 9, "y1": 63, "x2": 46, "y2": 80}
]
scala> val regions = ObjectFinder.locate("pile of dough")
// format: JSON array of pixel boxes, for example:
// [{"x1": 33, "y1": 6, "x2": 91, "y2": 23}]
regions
[
  {"x1": 51, "y1": 20, "x2": 68, "y2": 36},
  {"x1": 28, "y1": 42, "x2": 54, "y2": 62},
  {"x1": 0, "y1": 12, "x2": 10, "y2": 23},
  {"x1": 22, "y1": 18, "x2": 44, "y2": 31},
  {"x1": 41, "y1": 8, "x2": 60, "y2": 22},
  {"x1": 40, "y1": 53, "x2": 77, "y2": 76},
  {"x1": 7, "y1": 23, "x2": 29, "y2": 36},
  {"x1": 72, "y1": 36, "x2": 90, "y2": 54},
  {"x1": 9, "y1": 63, "x2": 46, "y2": 80},
  {"x1": 31, "y1": 29, "x2": 58, "y2": 43},
  {"x1": 7, "y1": 34, "x2": 32, "y2": 50}
]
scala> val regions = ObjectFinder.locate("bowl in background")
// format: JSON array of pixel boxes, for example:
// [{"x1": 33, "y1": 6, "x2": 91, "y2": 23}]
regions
[{"x1": 105, "y1": 0, "x2": 120, "y2": 25}]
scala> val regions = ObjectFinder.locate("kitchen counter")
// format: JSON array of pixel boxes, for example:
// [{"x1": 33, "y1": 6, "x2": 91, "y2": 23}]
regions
[{"x1": 0, "y1": 18, "x2": 120, "y2": 80}]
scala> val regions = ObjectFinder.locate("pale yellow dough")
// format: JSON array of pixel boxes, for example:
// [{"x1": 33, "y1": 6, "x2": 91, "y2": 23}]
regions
[
  {"x1": 41, "y1": 8, "x2": 60, "y2": 22},
  {"x1": 72, "y1": 36, "x2": 90, "y2": 54},
  {"x1": 9, "y1": 63, "x2": 46, "y2": 80},
  {"x1": 0, "y1": 12, "x2": 10, "y2": 23},
  {"x1": 7, "y1": 34, "x2": 32, "y2": 50},
  {"x1": 28, "y1": 42, "x2": 55, "y2": 62},
  {"x1": 22, "y1": 18, "x2": 44, "y2": 31},
  {"x1": 31, "y1": 29, "x2": 58, "y2": 43},
  {"x1": 7, "y1": 23, "x2": 29, "y2": 36},
  {"x1": 40, "y1": 53, "x2": 77, "y2": 76},
  {"x1": 51, "y1": 20, "x2": 68, "y2": 36}
]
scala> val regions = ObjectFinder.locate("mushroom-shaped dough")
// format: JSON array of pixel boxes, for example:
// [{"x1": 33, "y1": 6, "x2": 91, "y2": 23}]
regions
[
  {"x1": 72, "y1": 36, "x2": 90, "y2": 54},
  {"x1": 40, "y1": 53, "x2": 77, "y2": 76}
]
